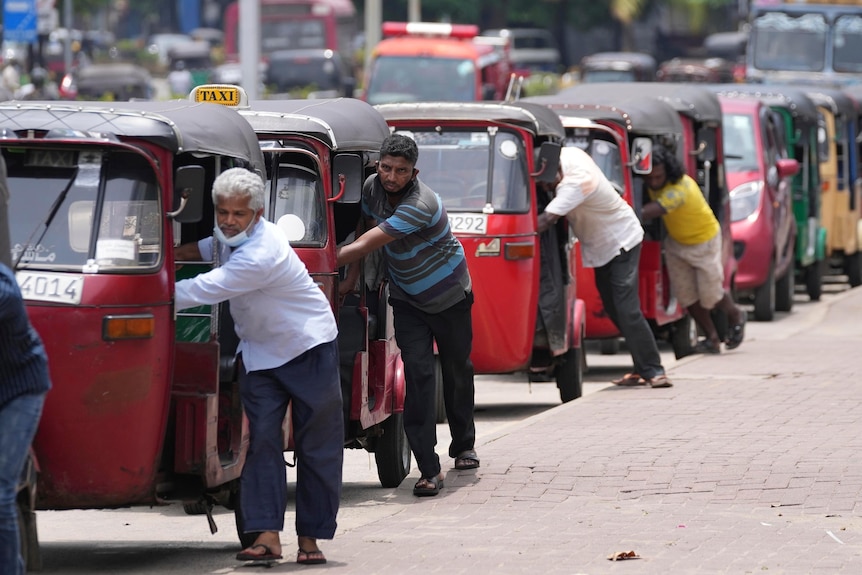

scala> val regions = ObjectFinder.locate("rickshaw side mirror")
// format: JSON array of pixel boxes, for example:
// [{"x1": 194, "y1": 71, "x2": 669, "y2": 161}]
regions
[
  {"x1": 631, "y1": 137, "x2": 653, "y2": 175},
  {"x1": 332, "y1": 154, "x2": 363, "y2": 203},
  {"x1": 697, "y1": 127, "x2": 717, "y2": 162},
  {"x1": 170, "y1": 165, "x2": 205, "y2": 223},
  {"x1": 534, "y1": 142, "x2": 561, "y2": 184}
]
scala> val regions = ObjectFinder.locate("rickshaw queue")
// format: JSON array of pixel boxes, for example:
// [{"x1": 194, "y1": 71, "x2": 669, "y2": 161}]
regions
[{"x1": 6, "y1": 69, "x2": 862, "y2": 572}]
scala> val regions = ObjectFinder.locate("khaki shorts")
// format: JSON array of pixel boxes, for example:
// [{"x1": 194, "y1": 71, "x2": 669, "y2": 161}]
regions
[{"x1": 664, "y1": 233, "x2": 725, "y2": 309}]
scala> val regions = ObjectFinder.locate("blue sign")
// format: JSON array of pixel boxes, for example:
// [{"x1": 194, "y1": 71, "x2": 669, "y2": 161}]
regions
[{"x1": 3, "y1": 0, "x2": 38, "y2": 43}]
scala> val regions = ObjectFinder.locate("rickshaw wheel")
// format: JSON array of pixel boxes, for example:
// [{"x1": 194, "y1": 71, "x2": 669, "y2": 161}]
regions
[
  {"x1": 374, "y1": 412, "x2": 411, "y2": 488},
  {"x1": 775, "y1": 267, "x2": 795, "y2": 312},
  {"x1": 556, "y1": 346, "x2": 583, "y2": 403},
  {"x1": 805, "y1": 260, "x2": 823, "y2": 301},
  {"x1": 17, "y1": 450, "x2": 41, "y2": 571},
  {"x1": 846, "y1": 251, "x2": 862, "y2": 287},
  {"x1": 753, "y1": 263, "x2": 776, "y2": 322},
  {"x1": 670, "y1": 314, "x2": 697, "y2": 359}
]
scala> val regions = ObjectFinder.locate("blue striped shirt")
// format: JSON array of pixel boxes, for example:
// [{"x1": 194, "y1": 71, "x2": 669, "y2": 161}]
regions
[
  {"x1": 362, "y1": 175, "x2": 471, "y2": 314},
  {"x1": 0, "y1": 264, "x2": 51, "y2": 409}
]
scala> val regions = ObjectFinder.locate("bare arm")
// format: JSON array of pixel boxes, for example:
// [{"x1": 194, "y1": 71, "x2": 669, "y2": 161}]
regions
[
  {"x1": 337, "y1": 225, "x2": 393, "y2": 266},
  {"x1": 537, "y1": 211, "x2": 561, "y2": 233},
  {"x1": 640, "y1": 201, "x2": 667, "y2": 221},
  {"x1": 174, "y1": 242, "x2": 202, "y2": 261}
]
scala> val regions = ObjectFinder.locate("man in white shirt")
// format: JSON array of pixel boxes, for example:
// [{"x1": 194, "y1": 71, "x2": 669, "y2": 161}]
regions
[
  {"x1": 175, "y1": 168, "x2": 341, "y2": 565},
  {"x1": 537, "y1": 146, "x2": 671, "y2": 388}
]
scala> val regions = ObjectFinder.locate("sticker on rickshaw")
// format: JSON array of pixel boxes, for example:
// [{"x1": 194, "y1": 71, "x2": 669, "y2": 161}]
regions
[
  {"x1": 449, "y1": 213, "x2": 487, "y2": 234},
  {"x1": 16, "y1": 271, "x2": 84, "y2": 305}
]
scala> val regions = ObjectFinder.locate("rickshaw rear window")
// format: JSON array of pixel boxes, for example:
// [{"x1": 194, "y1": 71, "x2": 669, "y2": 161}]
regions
[
  {"x1": 5, "y1": 148, "x2": 161, "y2": 271},
  {"x1": 402, "y1": 129, "x2": 529, "y2": 214}
]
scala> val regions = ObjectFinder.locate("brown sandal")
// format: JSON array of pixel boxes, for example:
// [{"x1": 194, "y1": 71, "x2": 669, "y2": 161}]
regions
[{"x1": 611, "y1": 373, "x2": 643, "y2": 386}]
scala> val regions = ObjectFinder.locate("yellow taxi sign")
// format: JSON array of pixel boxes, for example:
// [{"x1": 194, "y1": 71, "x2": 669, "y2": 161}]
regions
[{"x1": 189, "y1": 84, "x2": 248, "y2": 108}]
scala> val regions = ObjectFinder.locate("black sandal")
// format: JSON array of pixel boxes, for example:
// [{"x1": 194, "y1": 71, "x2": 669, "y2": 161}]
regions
[
  {"x1": 454, "y1": 449, "x2": 480, "y2": 470},
  {"x1": 413, "y1": 475, "x2": 443, "y2": 497}
]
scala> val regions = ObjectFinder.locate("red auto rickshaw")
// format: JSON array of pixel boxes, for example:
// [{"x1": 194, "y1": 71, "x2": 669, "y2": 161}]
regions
[
  {"x1": 375, "y1": 101, "x2": 586, "y2": 403},
  {"x1": 2, "y1": 99, "x2": 267, "y2": 568},
  {"x1": 524, "y1": 92, "x2": 696, "y2": 357}
]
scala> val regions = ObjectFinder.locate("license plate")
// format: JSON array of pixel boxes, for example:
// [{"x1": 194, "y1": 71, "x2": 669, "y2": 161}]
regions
[
  {"x1": 16, "y1": 271, "x2": 84, "y2": 305},
  {"x1": 449, "y1": 213, "x2": 487, "y2": 235}
]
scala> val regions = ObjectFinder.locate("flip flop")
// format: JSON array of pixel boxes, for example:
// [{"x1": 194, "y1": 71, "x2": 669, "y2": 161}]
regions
[
  {"x1": 297, "y1": 547, "x2": 327, "y2": 565},
  {"x1": 611, "y1": 373, "x2": 643, "y2": 386},
  {"x1": 236, "y1": 543, "x2": 283, "y2": 562},
  {"x1": 454, "y1": 449, "x2": 480, "y2": 470},
  {"x1": 413, "y1": 475, "x2": 443, "y2": 497}
]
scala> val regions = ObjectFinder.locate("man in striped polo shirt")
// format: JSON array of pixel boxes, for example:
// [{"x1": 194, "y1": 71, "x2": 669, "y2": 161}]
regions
[{"x1": 337, "y1": 134, "x2": 478, "y2": 497}]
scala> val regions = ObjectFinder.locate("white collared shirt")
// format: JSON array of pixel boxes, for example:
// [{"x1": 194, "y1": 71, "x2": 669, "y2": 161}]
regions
[
  {"x1": 545, "y1": 146, "x2": 643, "y2": 268},
  {"x1": 175, "y1": 219, "x2": 337, "y2": 371}
]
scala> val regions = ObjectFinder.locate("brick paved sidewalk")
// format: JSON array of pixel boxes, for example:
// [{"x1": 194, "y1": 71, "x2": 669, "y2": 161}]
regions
[{"x1": 320, "y1": 288, "x2": 862, "y2": 574}]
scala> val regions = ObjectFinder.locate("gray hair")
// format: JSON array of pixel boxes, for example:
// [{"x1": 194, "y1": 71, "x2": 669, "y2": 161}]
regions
[{"x1": 211, "y1": 167, "x2": 265, "y2": 211}]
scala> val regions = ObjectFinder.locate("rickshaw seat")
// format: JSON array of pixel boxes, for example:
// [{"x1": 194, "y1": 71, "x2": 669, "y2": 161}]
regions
[
  {"x1": 218, "y1": 302, "x2": 240, "y2": 383},
  {"x1": 337, "y1": 302, "x2": 366, "y2": 435}
]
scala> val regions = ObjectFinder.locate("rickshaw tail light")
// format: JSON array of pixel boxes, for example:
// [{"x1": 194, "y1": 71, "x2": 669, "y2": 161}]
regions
[
  {"x1": 103, "y1": 315, "x2": 156, "y2": 340},
  {"x1": 505, "y1": 242, "x2": 535, "y2": 260}
]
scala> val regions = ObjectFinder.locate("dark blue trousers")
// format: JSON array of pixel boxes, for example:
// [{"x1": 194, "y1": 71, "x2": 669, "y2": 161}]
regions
[
  {"x1": 392, "y1": 293, "x2": 476, "y2": 479},
  {"x1": 238, "y1": 339, "x2": 343, "y2": 539}
]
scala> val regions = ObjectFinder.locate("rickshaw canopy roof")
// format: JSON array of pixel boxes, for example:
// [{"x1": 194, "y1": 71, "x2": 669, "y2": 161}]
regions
[
  {"x1": 560, "y1": 82, "x2": 724, "y2": 124},
  {"x1": 707, "y1": 84, "x2": 820, "y2": 126},
  {"x1": 524, "y1": 92, "x2": 684, "y2": 137},
  {"x1": 241, "y1": 98, "x2": 390, "y2": 151},
  {"x1": 0, "y1": 100, "x2": 265, "y2": 174},
  {"x1": 804, "y1": 88, "x2": 858, "y2": 120},
  {"x1": 375, "y1": 101, "x2": 565, "y2": 140}
]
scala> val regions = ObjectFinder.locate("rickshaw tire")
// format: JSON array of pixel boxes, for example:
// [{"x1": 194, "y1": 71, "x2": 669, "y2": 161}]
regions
[
  {"x1": 182, "y1": 501, "x2": 211, "y2": 516},
  {"x1": 17, "y1": 500, "x2": 41, "y2": 571},
  {"x1": 846, "y1": 251, "x2": 862, "y2": 287},
  {"x1": 753, "y1": 264, "x2": 775, "y2": 322},
  {"x1": 375, "y1": 411, "x2": 412, "y2": 488},
  {"x1": 670, "y1": 315, "x2": 697, "y2": 360},
  {"x1": 805, "y1": 260, "x2": 823, "y2": 301},
  {"x1": 775, "y1": 267, "x2": 795, "y2": 312},
  {"x1": 556, "y1": 346, "x2": 583, "y2": 403}
]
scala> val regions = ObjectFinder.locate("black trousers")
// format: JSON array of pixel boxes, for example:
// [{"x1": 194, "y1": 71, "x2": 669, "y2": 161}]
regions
[{"x1": 391, "y1": 292, "x2": 476, "y2": 478}]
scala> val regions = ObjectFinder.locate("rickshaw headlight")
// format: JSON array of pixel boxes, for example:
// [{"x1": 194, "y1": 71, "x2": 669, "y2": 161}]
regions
[
  {"x1": 504, "y1": 241, "x2": 535, "y2": 260},
  {"x1": 103, "y1": 314, "x2": 155, "y2": 340},
  {"x1": 729, "y1": 181, "x2": 763, "y2": 223}
]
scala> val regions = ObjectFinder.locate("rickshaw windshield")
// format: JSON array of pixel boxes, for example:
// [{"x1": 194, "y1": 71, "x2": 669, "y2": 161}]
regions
[
  {"x1": 4, "y1": 148, "x2": 161, "y2": 271},
  {"x1": 265, "y1": 154, "x2": 326, "y2": 248},
  {"x1": 752, "y1": 12, "x2": 827, "y2": 72},
  {"x1": 404, "y1": 129, "x2": 530, "y2": 214},
  {"x1": 722, "y1": 114, "x2": 759, "y2": 173},
  {"x1": 581, "y1": 69, "x2": 637, "y2": 83},
  {"x1": 563, "y1": 137, "x2": 624, "y2": 194},
  {"x1": 833, "y1": 15, "x2": 862, "y2": 73}
]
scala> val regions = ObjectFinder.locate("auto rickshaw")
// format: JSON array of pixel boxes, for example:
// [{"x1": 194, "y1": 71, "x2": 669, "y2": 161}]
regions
[
  {"x1": 712, "y1": 84, "x2": 828, "y2": 301},
  {"x1": 524, "y1": 92, "x2": 696, "y2": 358},
  {"x1": 374, "y1": 101, "x2": 586, "y2": 403},
  {"x1": 187, "y1": 85, "x2": 410, "y2": 490},
  {"x1": 804, "y1": 87, "x2": 862, "y2": 287},
  {"x1": 579, "y1": 52, "x2": 657, "y2": 83},
  {"x1": 168, "y1": 40, "x2": 214, "y2": 88},
  {"x1": 2, "y1": 99, "x2": 266, "y2": 568},
  {"x1": 657, "y1": 57, "x2": 737, "y2": 84},
  {"x1": 59, "y1": 62, "x2": 155, "y2": 101}
]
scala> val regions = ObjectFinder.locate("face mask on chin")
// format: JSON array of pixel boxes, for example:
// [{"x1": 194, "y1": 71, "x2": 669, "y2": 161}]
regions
[{"x1": 214, "y1": 217, "x2": 256, "y2": 248}]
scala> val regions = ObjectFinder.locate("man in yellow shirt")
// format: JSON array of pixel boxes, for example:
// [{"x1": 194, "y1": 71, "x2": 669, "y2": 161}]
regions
[{"x1": 641, "y1": 144, "x2": 746, "y2": 354}]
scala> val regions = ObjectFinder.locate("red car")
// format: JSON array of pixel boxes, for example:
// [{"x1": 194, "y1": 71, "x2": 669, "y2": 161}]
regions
[{"x1": 719, "y1": 95, "x2": 799, "y2": 321}]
